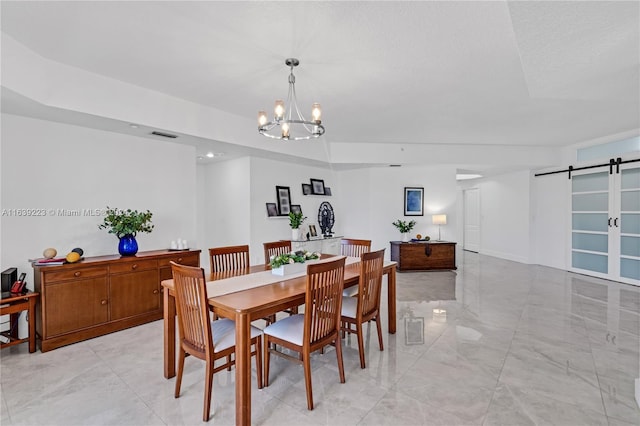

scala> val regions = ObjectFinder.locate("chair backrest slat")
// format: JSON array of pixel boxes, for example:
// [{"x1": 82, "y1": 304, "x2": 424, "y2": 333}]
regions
[
  {"x1": 171, "y1": 261, "x2": 213, "y2": 358},
  {"x1": 304, "y1": 257, "x2": 345, "y2": 345},
  {"x1": 209, "y1": 245, "x2": 250, "y2": 273},
  {"x1": 340, "y1": 238, "x2": 371, "y2": 257},
  {"x1": 263, "y1": 241, "x2": 292, "y2": 267},
  {"x1": 357, "y1": 249, "x2": 385, "y2": 320}
]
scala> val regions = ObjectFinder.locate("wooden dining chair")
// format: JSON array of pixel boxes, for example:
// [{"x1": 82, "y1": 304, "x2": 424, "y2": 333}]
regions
[
  {"x1": 209, "y1": 244, "x2": 275, "y2": 324},
  {"x1": 341, "y1": 238, "x2": 372, "y2": 297},
  {"x1": 340, "y1": 238, "x2": 371, "y2": 257},
  {"x1": 263, "y1": 256, "x2": 347, "y2": 410},
  {"x1": 263, "y1": 240, "x2": 292, "y2": 267},
  {"x1": 209, "y1": 244, "x2": 250, "y2": 273},
  {"x1": 263, "y1": 240, "x2": 298, "y2": 315},
  {"x1": 170, "y1": 261, "x2": 263, "y2": 422},
  {"x1": 341, "y1": 248, "x2": 385, "y2": 369}
]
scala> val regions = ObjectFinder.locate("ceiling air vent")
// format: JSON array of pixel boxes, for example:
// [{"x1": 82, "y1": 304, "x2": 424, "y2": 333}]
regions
[
  {"x1": 150, "y1": 131, "x2": 178, "y2": 139},
  {"x1": 389, "y1": 164, "x2": 402, "y2": 167}
]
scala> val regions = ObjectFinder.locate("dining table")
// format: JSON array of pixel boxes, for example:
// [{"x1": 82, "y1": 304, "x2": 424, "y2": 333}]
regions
[{"x1": 161, "y1": 255, "x2": 397, "y2": 426}]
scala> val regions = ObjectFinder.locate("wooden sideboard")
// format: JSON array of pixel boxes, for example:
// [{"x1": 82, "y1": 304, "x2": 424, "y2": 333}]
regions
[
  {"x1": 33, "y1": 249, "x2": 200, "y2": 352},
  {"x1": 390, "y1": 241, "x2": 456, "y2": 271}
]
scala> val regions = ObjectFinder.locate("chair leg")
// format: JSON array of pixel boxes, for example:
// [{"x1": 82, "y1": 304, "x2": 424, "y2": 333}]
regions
[
  {"x1": 356, "y1": 322, "x2": 366, "y2": 369},
  {"x1": 255, "y1": 336, "x2": 263, "y2": 389},
  {"x1": 203, "y1": 360, "x2": 214, "y2": 421},
  {"x1": 302, "y1": 352, "x2": 314, "y2": 410},
  {"x1": 375, "y1": 314, "x2": 384, "y2": 351},
  {"x1": 335, "y1": 335, "x2": 346, "y2": 383},
  {"x1": 174, "y1": 348, "x2": 185, "y2": 398},
  {"x1": 264, "y1": 336, "x2": 271, "y2": 387}
]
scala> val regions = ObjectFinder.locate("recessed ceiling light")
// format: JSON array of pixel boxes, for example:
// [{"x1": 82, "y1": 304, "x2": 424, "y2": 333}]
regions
[
  {"x1": 129, "y1": 124, "x2": 139, "y2": 129},
  {"x1": 206, "y1": 152, "x2": 215, "y2": 158},
  {"x1": 456, "y1": 173, "x2": 483, "y2": 180}
]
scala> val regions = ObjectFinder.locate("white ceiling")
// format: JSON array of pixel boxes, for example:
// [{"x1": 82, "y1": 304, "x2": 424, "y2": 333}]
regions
[{"x1": 1, "y1": 1, "x2": 638, "y2": 171}]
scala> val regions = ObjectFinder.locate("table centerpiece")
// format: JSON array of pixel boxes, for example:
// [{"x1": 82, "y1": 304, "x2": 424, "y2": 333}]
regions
[{"x1": 270, "y1": 250, "x2": 320, "y2": 276}]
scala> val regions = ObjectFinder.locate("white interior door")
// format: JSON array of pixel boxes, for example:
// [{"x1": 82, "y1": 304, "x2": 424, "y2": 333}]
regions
[{"x1": 463, "y1": 188, "x2": 480, "y2": 252}]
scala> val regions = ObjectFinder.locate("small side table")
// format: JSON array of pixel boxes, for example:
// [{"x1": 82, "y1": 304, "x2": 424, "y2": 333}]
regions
[{"x1": 0, "y1": 291, "x2": 39, "y2": 353}]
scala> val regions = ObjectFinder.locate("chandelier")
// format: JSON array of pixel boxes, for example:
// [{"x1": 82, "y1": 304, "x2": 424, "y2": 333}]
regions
[{"x1": 258, "y1": 58, "x2": 325, "y2": 140}]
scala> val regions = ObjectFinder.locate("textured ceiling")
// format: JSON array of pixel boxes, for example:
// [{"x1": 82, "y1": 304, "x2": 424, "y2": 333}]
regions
[{"x1": 1, "y1": 1, "x2": 638, "y2": 162}]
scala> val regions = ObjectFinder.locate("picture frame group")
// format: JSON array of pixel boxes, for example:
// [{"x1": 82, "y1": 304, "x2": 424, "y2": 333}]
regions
[{"x1": 302, "y1": 178, "x2": 332, "y2": 196}]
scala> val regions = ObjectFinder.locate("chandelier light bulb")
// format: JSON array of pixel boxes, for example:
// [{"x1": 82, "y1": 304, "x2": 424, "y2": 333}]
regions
[
  {"x1": 258, "y1": 111, "x2": 267, "y2": 126},
  {"x1": 311, "y1": 103, "x2": 322, "y2": 123},
  {"x1": 274, "y1": 100, "x2": 285, "y2": 120},
  {"x1": 282, "y1": 122, "x2": 290, "y2": 139}
]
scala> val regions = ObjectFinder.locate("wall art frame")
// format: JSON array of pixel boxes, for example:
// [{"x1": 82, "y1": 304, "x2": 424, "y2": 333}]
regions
[
  {"x1": 301, "y1": 183, "x2": 312, "y2": 195},
  {"x1": 291, "y1": 204, "x2": 302, "y2": 215},
  {"x1": 276, "y1": 186, "x2": 292, "y2": 216},
  {"x1": 266, "y1": 202, "x2": 278, "y2": 217},
  {"x1": 310, "y1": 178, "x2": 326, "y2": 195},
  {"x1": 404, "y1": 187, "x2": 424, "y2": 216}
]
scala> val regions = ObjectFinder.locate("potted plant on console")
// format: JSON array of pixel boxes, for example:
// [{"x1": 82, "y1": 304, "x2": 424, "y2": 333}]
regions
[
  {"x1": 99, "y1": 207, "x2": 154, "y2": 256},
  {"x1": 288, "y1": 211, "x2": 306, "y2": 241},
  {"x1": 392, "y1": 219, "x2": 416, "y2": 243}
]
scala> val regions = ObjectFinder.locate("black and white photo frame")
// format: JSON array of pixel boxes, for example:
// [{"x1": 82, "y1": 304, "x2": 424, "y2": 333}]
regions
[
  {"x1": 276, "y1": 186, "x2": 291, "y2": 216},
  {"x1": 266, "y1": 202, "x2": 278, "y2": 217},
  {"x1": 310, "y1": 178, "x2": 325, "y2": 195}
]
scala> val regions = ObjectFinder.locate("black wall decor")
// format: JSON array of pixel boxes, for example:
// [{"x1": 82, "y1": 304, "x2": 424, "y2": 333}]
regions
[{"x1": 318, "y1": 201, "x2": 335, "y2": 236}]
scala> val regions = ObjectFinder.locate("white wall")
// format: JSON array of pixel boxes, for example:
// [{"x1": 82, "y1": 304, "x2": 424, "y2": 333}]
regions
[
  {"x1": 473, "y1": 170, "x2": 532, "y2": 264},
  {"x1": 0, "y1": 113, "x2": 197, "y2": 292},
  {"x1": 340, "y1": 165, "x2": 458, "y2": 258},
  {"x1": 198, "y1": 157, "x2": 251, "y2": 268},
  {"x1": 531, "y1": 171, "x2": 569, "y2": 269}
]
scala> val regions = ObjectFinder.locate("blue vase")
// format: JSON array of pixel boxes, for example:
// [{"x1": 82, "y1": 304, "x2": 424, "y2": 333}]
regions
[{"x1": 118, "y1": 234, "x2": 138, "y2": 256}]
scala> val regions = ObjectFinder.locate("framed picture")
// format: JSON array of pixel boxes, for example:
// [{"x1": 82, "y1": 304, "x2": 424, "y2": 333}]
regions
[
  {"x1": 291, "y1": 204, "x2": 302, "y2": 214},
  {"x1": 404, "y1": 317, "x2": 425, "y2": 345},
  {"x1": 310, "y1": 178, "x2": 325, "y2": 195},
  {"x1": 324, "y1": 187, "x2": 332, "y2": 196},
  {"x1": 276, "y1": 186, "x2": 291, "y2": 216},
  {"x1": 404, "y1": 187, "x2": 424, "y2": 216},
  {"x1": 301, "y1": 183, "x2": 312, "y2": 195},
  {"x1": 266, "y1": 202, "x2": 278, "y2": 217},
  {"x1": 308, "y1": 224, "x2": 317, "y2": 237}
]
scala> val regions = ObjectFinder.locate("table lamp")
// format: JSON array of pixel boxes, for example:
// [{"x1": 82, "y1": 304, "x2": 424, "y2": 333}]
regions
[{"x1": 432, "y1": 214, "x2": 447, "y2": 241}]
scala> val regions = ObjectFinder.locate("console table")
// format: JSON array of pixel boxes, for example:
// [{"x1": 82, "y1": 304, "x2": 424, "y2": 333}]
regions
[
  {"x1": 0, "y1": 291, "x2": 39, "y2": 353},
  {"x1": 33, "y1": 249, "x2": 200, "y2": 351},
  {"x1": 390, "y1": 241, "x2": 456, "y2": 271}
]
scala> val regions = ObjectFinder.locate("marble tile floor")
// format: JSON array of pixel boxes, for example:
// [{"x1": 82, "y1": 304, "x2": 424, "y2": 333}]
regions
[{"x1": 1, "y1": 251, "x2": 639, "y2": 425}]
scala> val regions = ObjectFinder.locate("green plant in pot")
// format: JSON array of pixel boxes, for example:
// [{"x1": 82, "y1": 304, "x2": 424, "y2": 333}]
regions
[
  {"x1": 99, "y1": 207, "x2": 154, "y2": 256},
  {"x1": 392, "y1": 219, "x2": 416, "y2": 242},
  {"x1": 288, "y1": 211, "x2": 307, "y2": 241}
]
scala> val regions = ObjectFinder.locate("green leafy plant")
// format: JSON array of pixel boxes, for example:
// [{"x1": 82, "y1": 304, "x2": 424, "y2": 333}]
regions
[
  {"x1": 288, "y1": 211, "x2": 307, "y2": 229},
  {"x1": 269, "y1": 250, "x2": 319, "y2": 269},
  {"x1": 392, "y1": 219, "x2": 416, "y2": 233},
  {"x1": 98, "y1": 207, "x2": 154, "y2": 238}
]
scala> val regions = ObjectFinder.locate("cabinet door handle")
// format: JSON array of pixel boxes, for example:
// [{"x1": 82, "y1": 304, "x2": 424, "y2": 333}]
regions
[
  {"x1": 424, "y1": 245, "x2": 432, "y2": 257},
  {"x1": 608, "y1": 218, "x2": 612, "y2": 227},
  {"x1": 101, "y1": 299, "x2": 108, "y2": 305},
  {"x1": 131, "y1": 264, "x2": 138, "y2": 270},
  {"x1": 614, "y1": 218, "x2": 619, "y2": 227},
  {"x1": 152, "y1": 289, "x2": 159, "y2": 295},
  {"x1": 74, "y1": 271, "x2": 81, "y2": 277},
  {"x1": 177, "y1": 258, "x2": 183, "y2": 263}
]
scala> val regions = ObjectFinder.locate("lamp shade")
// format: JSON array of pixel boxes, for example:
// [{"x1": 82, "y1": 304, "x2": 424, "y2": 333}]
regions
[{"x1": 432, "y1": 214, "x2": 447, "y2": 225}]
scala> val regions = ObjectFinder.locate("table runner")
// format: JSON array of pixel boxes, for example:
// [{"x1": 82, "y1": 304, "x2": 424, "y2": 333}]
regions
[{"x1": 204, "y1": 256, "x2": 360, "y2": 298}]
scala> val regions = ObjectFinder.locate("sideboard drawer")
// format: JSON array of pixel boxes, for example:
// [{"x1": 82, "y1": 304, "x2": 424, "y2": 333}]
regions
[
  {"x1": 158, "y1": 253, "x2": 200, "y2": 267},
  {"x1": 44, "y1": 267, "x2": 108, "y2": 283},
  {"x1": 109, "y1": 259, "x2": 158, "y2": 274}
]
